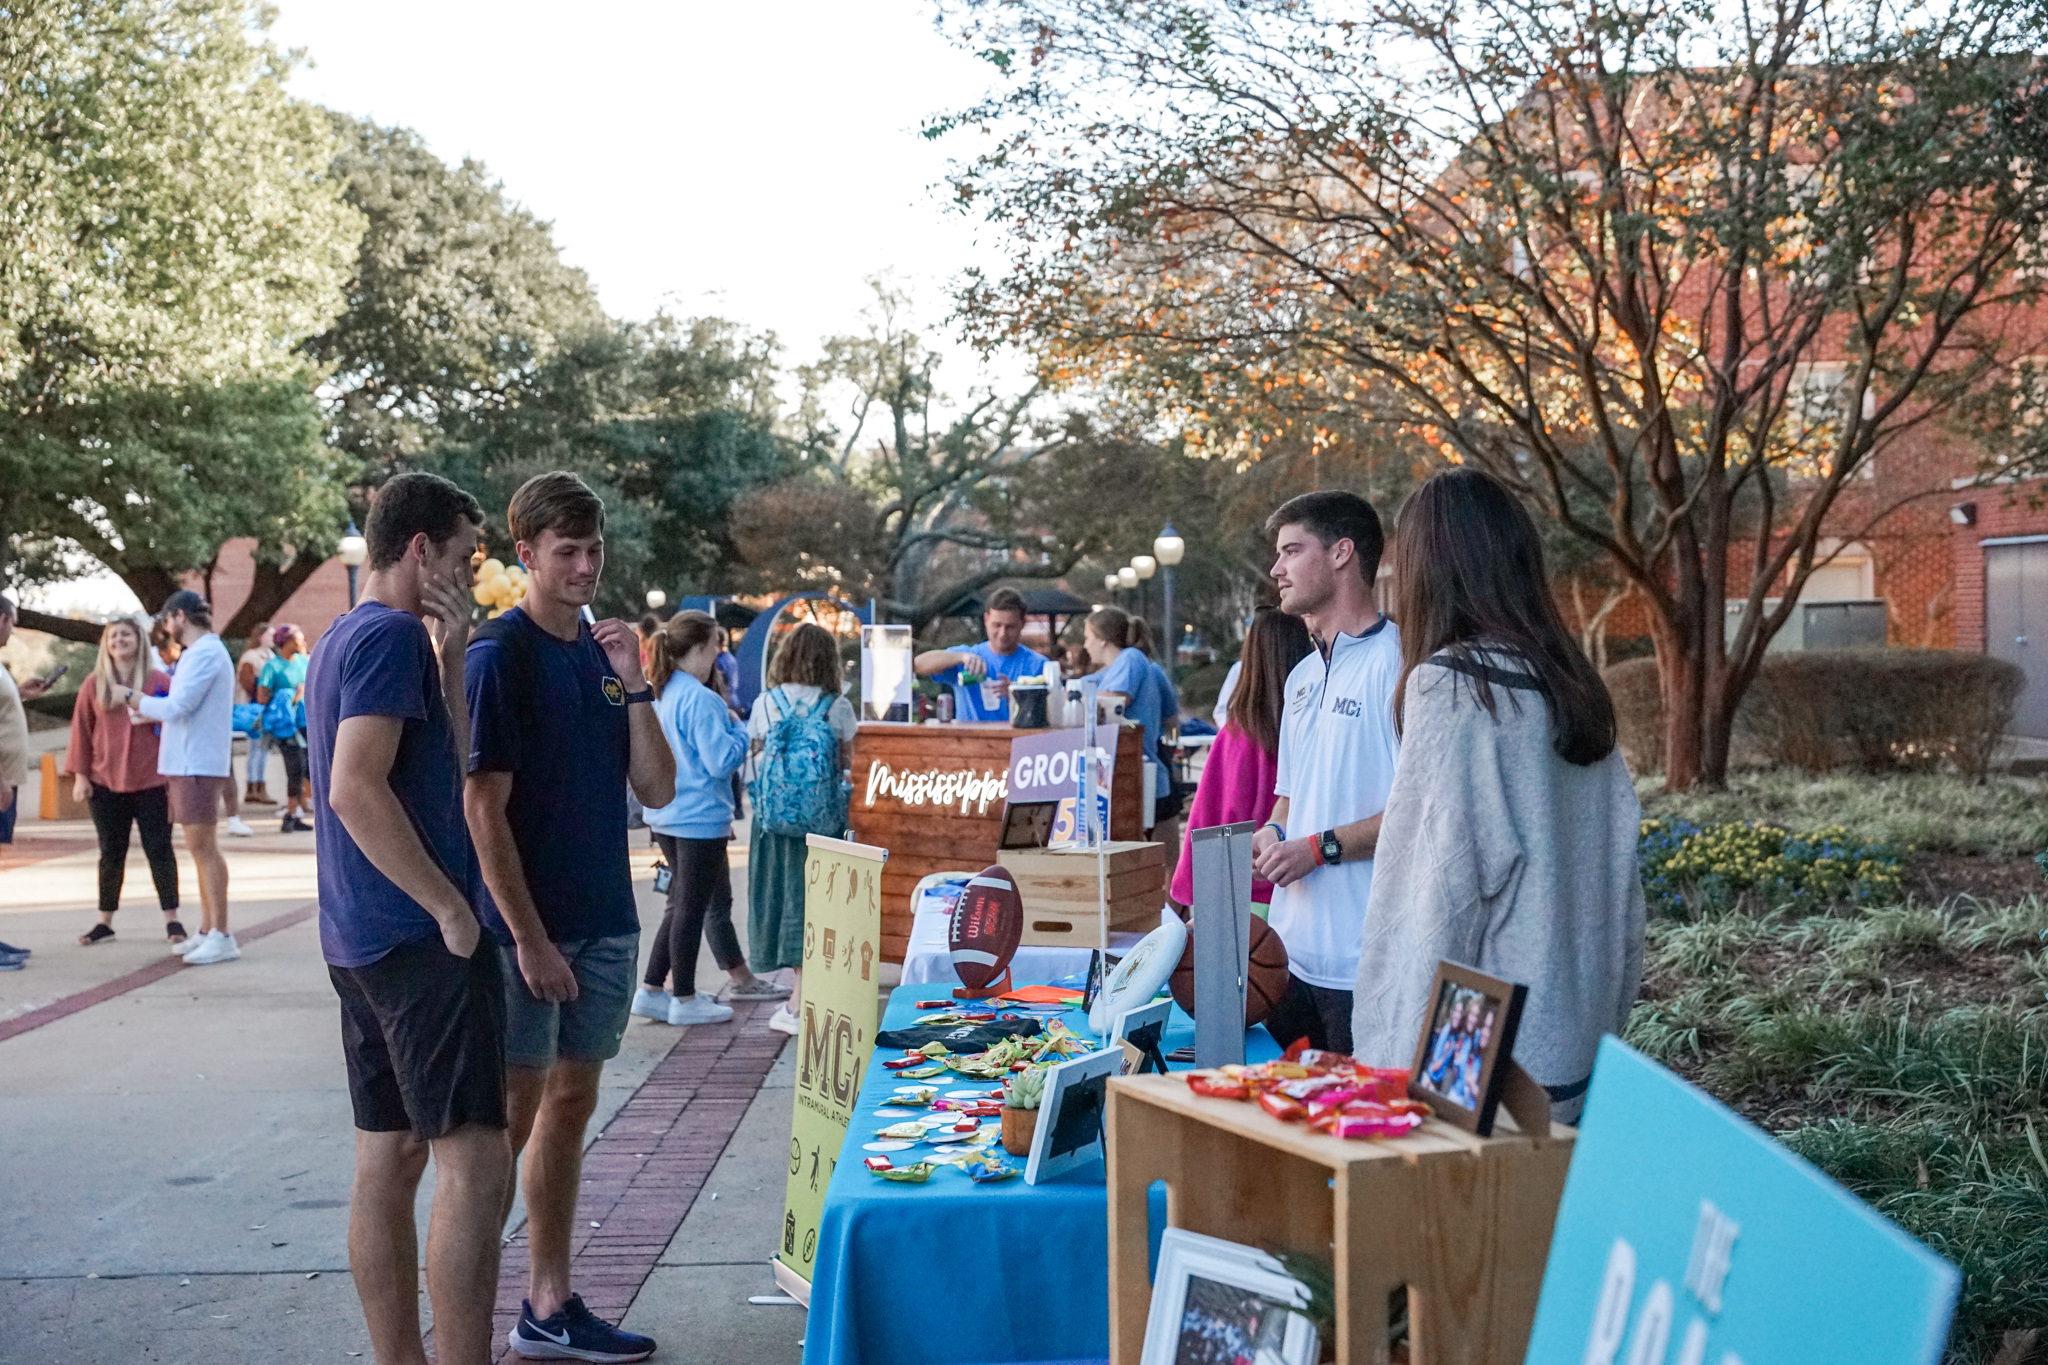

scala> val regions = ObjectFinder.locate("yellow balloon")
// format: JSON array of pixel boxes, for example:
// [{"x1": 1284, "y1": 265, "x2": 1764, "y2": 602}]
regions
[
  {"x1": 472, "y1": 583, "x2": 494, "y2": 605},
  {"x1": 480, "y1": 558, "x2": 505, "y2": 578}
]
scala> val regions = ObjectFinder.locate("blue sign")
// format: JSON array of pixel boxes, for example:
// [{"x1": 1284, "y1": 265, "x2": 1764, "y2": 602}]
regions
[{"x1": 1525, "y1": 1038, "x2": 1958, "y2": 1365}]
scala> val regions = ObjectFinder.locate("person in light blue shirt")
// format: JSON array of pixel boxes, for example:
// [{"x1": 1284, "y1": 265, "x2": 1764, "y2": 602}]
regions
[
  {"x1": 913, "y1": 587, "x2": 1048, "y2": 721},
  {"x1": 634, "y1": 612, "x2": 789, "y2": 1028},
  {"x1": 1084, "y1": 606, "x2": 1169, "y2": 798}
]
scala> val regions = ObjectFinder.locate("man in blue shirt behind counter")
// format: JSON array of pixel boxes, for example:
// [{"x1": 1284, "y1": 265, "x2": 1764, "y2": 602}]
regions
[{"x1": 912, "y1": 587, "x2": 1047, "y2": 721}]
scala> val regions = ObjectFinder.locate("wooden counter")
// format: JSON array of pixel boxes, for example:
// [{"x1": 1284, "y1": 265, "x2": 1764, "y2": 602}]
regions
[{"x1": 848, "y1": 722, "x2": 1148, "y2": 961}]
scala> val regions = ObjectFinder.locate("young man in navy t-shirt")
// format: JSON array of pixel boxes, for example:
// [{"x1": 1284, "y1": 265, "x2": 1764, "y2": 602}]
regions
[
  {"x1": 464, "y1": 471, "x2": 675, "y2": 1363},
  {"x1": 309, "y1": 472, "x2": 509, "y2": 1365}
]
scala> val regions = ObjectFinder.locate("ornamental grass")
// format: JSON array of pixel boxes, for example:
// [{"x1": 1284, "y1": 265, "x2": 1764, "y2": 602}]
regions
[{"x1": 1629, "y1": 776, "x2": 2048, "y2": 1362}]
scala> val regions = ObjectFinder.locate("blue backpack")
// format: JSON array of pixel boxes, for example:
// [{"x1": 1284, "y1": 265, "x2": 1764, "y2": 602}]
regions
[
  {"x1": 262, "y1": 687, "x2": 303, "y2": 741},
  {"x1": 749, "y1": 687, "x2": 846, "y2": 837}
]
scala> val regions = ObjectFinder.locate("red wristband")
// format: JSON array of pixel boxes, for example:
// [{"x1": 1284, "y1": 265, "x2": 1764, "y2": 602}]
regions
[{"x1": 1309, "y1": 837, "x2": 1325, "y2": 867}]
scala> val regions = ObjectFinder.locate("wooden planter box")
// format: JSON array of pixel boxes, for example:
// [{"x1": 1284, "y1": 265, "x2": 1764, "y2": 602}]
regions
[
  {"x1": 1006, "y1": 842, "x2": 1168, "y2": 947},
  {"x1": 1106, "y1": 1073, "x2": 1574, "y2": 1365}
]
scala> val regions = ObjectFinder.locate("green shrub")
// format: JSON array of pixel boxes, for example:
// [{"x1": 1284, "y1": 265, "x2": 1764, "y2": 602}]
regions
[
  {"x1": 1607, "y1": 649, "x2": 2023, "y2": 779},
  {"x1": 1639, "y1": 817, "x2": 1903, "y2": 916},
  {"x1": 1642, "y1": 770, "x2": 2048, "y2": 856}
]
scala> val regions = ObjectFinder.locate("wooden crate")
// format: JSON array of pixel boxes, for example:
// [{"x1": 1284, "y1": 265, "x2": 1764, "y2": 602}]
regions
[
  {"x1": 1005, "y1": 842, "x2": 1168, "y2": 947},
  {"x1": 850, "y1": 723, "x2": 1149, "y2": 961},
  {"x1": 1107, "y1": 1074, "x2": 1574, "y2": 1365}
]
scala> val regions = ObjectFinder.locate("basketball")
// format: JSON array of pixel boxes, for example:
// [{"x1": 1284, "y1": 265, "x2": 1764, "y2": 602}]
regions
[
  {"x1": 1169, "y1": 915, "x2": 1291, "y2": 1028},
  {"x1": 949, "y1": 864, "x2": 1024, "y2": 991}
]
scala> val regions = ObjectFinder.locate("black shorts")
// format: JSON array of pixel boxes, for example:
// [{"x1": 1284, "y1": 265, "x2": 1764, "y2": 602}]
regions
[
  {"x1": 1264, "y1": 974, "x2": 1354, "y2": 1056},
  {"x1": 330, "y1": 936, "x2": 507, "y2": 1139}
]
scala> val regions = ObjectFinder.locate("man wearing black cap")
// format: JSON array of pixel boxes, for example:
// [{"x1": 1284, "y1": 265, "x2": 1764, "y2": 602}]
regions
[{"x1": 117, "y1": 590, "x2": 240, "y2": 964}]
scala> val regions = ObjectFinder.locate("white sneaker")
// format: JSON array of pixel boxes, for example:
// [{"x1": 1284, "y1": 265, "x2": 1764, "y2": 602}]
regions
[
  {"x1": 171, "y1": 935, "x2": 201, "y2": 955},
  {"x1": 184, "y1": 931, "x2": 240, "y2": 965},
  {"x1": 767, "y1": 1004, "x2": 799, "y2": 1036},
  {"x1": 668, "y1": 993, "x2": 735, "y2": 1026},
  {"x1": 224, "y1": 816, "x2": 254, "y2": 838},
  {"x1": 630, "y1": 985, "x2": 672, "y2": 1022}
]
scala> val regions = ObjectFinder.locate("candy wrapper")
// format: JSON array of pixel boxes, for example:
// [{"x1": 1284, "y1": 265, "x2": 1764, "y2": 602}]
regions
[
  {"x1": 1258, "y1": 1091, "x2": 1309, "y2": 1123},
  {"x1": 899, "y1": 1064, "x2": 949, "y2": 1080},
  {"x1": 874, "y1": 1122, "x2": 928, "y2": 1140},
  {"x1": 873, "y1": 1162, "x2": 937, "y2": 1182},
  {"x1": 961, "y1": 1158, "x2": 1019, "y2": 1182},
  {"x1": 1186, "y1": 1072, "x2": 1252, "y2": 1101},
  {"x1": 1325, "y1": 1104, "x2": 1425, "y2": 1140}
]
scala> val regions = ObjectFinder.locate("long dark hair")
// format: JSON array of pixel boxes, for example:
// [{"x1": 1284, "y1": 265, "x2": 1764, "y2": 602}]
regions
[
  {"x1": 1226, "y1": 609, "x2": 1313, "y2": 757},
  {"x1": 1391, "y1": 468, "x2": 1616, "y2": 766}
]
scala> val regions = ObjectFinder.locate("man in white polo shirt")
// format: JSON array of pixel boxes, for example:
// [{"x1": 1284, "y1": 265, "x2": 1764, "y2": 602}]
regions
[
  {"x1": 1250, "y1": 490, "x2": 1399, "y2": 1055},
  {"x1": 119, "y1": 590, "x2": 241, "y2": 964}
]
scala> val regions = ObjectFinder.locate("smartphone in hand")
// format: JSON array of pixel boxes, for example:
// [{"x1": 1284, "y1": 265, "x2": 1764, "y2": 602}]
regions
[{"x1": 40, "y1": 663, "x2": 68, "y2": 686}]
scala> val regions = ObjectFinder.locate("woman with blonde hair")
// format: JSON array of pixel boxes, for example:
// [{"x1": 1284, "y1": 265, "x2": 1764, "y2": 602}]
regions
[
  {"x1": 746, "y1": 623, "x2": 856, "y2": 1036},
  {"x1": 631, "y1": 612, "x2": 788, "y2": 1029},
  {"x1": 63, "y1": 617, "x2": 183, "y2": 946}
]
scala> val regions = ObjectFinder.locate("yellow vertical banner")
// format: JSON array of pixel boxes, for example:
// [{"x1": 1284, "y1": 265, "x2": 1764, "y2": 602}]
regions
[{"x1": 774, "y1": 833, "x2": 886, "y2": 1302}]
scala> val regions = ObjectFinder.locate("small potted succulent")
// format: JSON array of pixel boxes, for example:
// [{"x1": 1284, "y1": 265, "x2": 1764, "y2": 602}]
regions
[{"x1": 1001, "y1": 1067, "x2": 1046, "y2": 1155}]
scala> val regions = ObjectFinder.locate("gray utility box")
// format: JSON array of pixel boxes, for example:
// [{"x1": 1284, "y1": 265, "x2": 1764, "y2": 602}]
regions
[{"x1": 1725, "y1": 598, "x2": 1888, "y2": 653}]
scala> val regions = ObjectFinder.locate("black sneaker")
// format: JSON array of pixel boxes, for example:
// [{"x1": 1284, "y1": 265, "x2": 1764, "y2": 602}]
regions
[{"x1": 507, "y1": 1293, "x2": 655, "y2": 1362}]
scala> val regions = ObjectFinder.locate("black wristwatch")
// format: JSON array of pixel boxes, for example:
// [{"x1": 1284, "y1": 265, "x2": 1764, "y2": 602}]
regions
[
  {"x1": 1318, "y1": 828, "x2": 1343, "y2": 866},
  {"x1": 623, "y1": 687, "x2": 655, "y2": 705}
]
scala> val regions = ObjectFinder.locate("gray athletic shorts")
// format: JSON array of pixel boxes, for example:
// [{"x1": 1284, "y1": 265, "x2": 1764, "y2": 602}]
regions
[{"x1": 500, "y1": 932, "x2": 639, "y2": 1071}]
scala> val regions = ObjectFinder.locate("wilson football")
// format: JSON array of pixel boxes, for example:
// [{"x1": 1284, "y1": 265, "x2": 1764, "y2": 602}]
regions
[
  {"x1": 1169, "y1": 914, "x2": 1291, "y2": 1029},
  {"x1": 949, "y1": 864, "x2": 1024, "y2": 991}
]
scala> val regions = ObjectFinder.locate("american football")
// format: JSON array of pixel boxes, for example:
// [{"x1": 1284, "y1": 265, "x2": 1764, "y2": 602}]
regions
[{"x1": 949, "y1": 864, "x2": 1024, "y2": 991}]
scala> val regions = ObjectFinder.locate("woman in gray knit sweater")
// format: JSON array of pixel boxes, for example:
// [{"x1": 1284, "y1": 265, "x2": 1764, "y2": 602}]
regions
[{"x1": 1350, "y1": 470, "x2": 1645, "y2": 1123}]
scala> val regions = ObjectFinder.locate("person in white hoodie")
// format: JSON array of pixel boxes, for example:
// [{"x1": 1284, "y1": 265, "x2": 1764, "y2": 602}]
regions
[
  {"x1": 631, "y1": 612, "x2": 789, "y2": 1027},
  {"x1": 118, "y1": 590, "x2": 241, "y2": 964}
]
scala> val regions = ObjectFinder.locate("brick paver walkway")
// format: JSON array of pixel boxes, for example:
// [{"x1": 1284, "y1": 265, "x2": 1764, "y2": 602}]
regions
[{"x1": 488, "y1": 1000, "x2": 789, "y2": 1357}]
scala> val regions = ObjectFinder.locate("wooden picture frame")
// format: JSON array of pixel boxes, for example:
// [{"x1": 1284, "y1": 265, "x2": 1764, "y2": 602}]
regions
[
  {"x1": 1024, "y1": 1046, "x2": 1123, "y2": 1184},
  {"x1": 1408, "y1": 960, "x2": 1528, "y2": 1137}
]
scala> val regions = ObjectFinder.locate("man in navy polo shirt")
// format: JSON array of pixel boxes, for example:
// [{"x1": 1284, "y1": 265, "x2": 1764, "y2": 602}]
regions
[
  {"x1": 464, "y1": 471, "x2": 675, "y2": 1363},
  {"x1": 913, "y1": 586, "x2": 1047, "y2": 721},
  {"x1": 310, "y1": 472, "x2": 508, "y2": 1365}
]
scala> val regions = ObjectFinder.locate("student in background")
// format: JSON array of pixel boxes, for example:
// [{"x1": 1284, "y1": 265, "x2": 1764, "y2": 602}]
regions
[
  {"x1": 1082, "y1": 607, "x2": 1168, "y2": 808},
  {"x1": 747, "y1": 623, "x2": 856, "y2": 1038},
  {"x1": 1250, "y1": 491, "x2": 1400, "y2": 1055},
  {"x1": 1168, "y1": 608, "x2": 1313, "y2": 913},
  {"x1": 1350, "y1": 469, "x2": 1644, "y2": 1124},
  {"x1": 257, "y1": 625, "x2": 312, "y2": 833},
  {"x1": 913, "y1": 587, "x2": 1047, "y2": 722},
  {"x1": 236, "y1": 621, "x2": 276, "y2": 806},
  {"x1": 634, "y1": 612, "x2": 789, "y2": 1028},
  {"x1": 0, "y1": 597, "x2": 53, "y2": 945},
  {"x1": 122, "y1": 590, "x2": 243, "y2": 964},
  {"x1": 67, "y1": 617, "x2": 183, "y2": 947}
]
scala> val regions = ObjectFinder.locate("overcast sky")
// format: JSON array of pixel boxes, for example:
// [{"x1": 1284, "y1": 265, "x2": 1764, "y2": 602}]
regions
[{"x1": 269, "y1": 0, "x2": 1005, "y2": 366}]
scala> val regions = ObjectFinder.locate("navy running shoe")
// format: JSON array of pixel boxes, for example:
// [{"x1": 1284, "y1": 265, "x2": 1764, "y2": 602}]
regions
[{"x1": 507, "y1": 1294, "x2": 656, "y2": 1362}]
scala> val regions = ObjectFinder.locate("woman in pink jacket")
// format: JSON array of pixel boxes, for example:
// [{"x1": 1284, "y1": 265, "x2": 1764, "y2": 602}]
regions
[{"x1": 1170, "y1": 608, "x2": 1313, "y2": 911}]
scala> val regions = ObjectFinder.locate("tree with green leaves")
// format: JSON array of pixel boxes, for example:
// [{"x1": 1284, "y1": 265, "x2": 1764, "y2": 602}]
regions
[
  {"x1": 429, "y1": 315, "x2": 795, "y2": 618},
  {"x1": 935, "y1": 0, "x2": 2048, "y2": 788},
  {"x1": 1, "y1": 0, "x2": 363, "y2": 639}
]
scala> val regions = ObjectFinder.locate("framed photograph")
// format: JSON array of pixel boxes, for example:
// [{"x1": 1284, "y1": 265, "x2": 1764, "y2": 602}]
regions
[
  {"x1": 1407, "y1": 960, "x2": 1528, "y2": 1137},
  {"x1": 1024, "y1": 1047, "x2": 1124, "y2": 1184},
  {"x1": 1112, "y1": 998, "x2": 1173, "y2": 1075},
  {"x1": 1141, "y1": 1227, "x2": 1320, "y2": 1365}
]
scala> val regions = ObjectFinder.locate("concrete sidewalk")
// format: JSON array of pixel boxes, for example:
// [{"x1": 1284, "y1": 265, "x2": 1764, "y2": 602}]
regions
[{"x1": 0, "y1": 816, "x2": 803, "y2": 1363}]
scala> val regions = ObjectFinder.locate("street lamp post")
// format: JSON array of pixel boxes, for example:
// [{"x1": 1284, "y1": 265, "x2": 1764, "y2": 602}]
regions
[
  {"x1": 1130, "y1": 554, "x2": 1157, "y2": 641},
  {"x1": 337, "y1": 522, "x2": 368, "y2": 608},
  {"x1": 1153, "y1": 524, "x2": 1186, "y2": 662}
]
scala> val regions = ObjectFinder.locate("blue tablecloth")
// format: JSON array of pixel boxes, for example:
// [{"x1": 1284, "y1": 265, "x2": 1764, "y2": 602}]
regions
[{"x1": 802, "y1": 982, "x2": 1279, "y2": 1365}]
